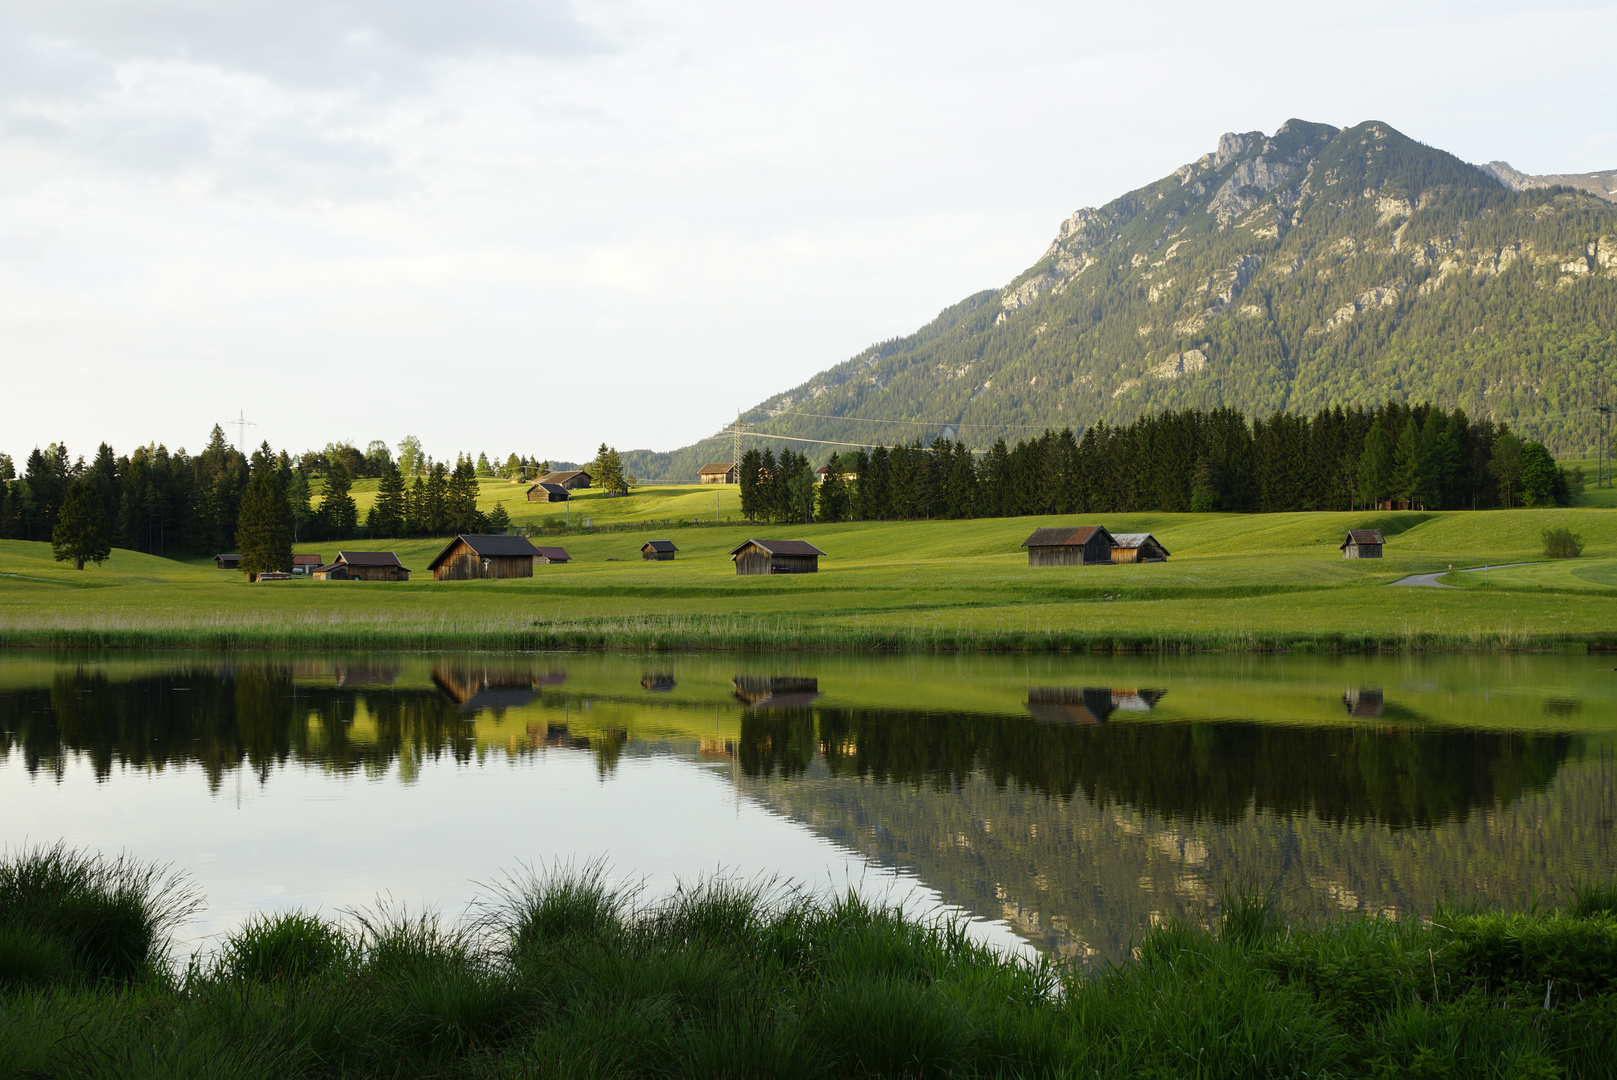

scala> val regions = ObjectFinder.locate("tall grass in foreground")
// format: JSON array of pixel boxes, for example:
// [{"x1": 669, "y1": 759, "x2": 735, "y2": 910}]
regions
[{"x1": 1, "y1": 848, "x2": 1616, "y2": 1078}]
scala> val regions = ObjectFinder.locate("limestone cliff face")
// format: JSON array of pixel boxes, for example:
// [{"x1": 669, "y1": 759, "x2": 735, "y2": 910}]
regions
[{"x1": 628, "y1": 121, "x2": 1617, "y2": 479}]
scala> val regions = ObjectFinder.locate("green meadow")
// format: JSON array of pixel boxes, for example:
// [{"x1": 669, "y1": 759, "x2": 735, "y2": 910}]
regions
[{"x1": 2, "y1": 493, "x2": 1616, "y2": 651}]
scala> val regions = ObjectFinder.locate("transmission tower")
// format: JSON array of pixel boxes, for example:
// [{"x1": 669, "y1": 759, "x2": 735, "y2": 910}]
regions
[{"x1": 229, "y1": 410, "x2": 256, "y2": 451}]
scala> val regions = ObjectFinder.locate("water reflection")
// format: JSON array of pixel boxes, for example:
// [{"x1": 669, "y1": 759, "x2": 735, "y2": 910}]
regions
[{"x1": 3, "y1": 653, "x2": 1613, "y2": 964}]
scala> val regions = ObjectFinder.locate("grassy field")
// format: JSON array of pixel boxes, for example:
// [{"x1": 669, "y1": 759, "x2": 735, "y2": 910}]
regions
[
  {"x1": 3, "y1": 846, "x2": 1615, "y2": 1079},
  {"x1": 3, "y1": 502, "x2": 1616, "y2": 651}
]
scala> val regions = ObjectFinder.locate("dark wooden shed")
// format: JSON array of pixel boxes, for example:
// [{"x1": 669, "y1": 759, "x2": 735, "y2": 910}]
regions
[
  {"x1": 533, "y1": 546, "x2": 571, "y2": 564},
  {"x1": 1021, "y1": 526, "x2": 1116, "y2": 566},
  {"x1": 526, "y1": 482, "x2": 569, "y2": 503},
  {"x1": 539, "y1": 470, "x2": 593, "y2": 490},
  {"x1": 428, "y1": 535, "x2": 541, "y2": 580},
  {"x1": 641, "y1": 540, "x2": 677, "y2": 561},
  {"x1": 312, "y1": 551, "x2": 410, "y2": 582},
  {"x1": 1110, "y1": 533, "x2": 1171, "y2": 563},
  {"x1": 699, "y1": 463, "x2": 737, "y2": 484},
  {"x1": 214, "y1": 553, "x2": 242, "y2": 570},
  {"x1": 728, "y1": 539, "x2": 825, "y2": 575},
  {"x1": 1340, "y1": 529, "x2": 1385, "y2": 559}
]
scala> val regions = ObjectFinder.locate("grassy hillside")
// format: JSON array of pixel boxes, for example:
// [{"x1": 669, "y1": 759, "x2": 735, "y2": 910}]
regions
[
  {"x1": 3, "y1": 507, "x2": 1616, "y2": 651},
  {"x1": 628, "y1": 120, "x2": 1617, "y2": 481}
]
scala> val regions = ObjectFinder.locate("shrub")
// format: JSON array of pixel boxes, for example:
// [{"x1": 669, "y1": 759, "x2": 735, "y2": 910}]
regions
[{"x1": 1542, "y1": 526, "x2": 1584, "y2": 558}]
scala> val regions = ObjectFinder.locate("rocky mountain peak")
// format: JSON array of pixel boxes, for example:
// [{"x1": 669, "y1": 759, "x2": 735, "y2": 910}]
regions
[{"x1": 1480, "y1": 160, "x2": 1617, "y2": 202}]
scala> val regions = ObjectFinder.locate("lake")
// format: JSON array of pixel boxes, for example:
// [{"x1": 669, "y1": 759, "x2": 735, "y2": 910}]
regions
[{"x1": 2, "y1": 650, "x2": 1613, "y2": 963}]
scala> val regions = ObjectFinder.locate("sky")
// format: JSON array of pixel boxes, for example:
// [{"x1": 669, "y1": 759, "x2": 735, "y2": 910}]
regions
[{"x1": 3, "y1": 1, "x2": 1614, "y2": 466}]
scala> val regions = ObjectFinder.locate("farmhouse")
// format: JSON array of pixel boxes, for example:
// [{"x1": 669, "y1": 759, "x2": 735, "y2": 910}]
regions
[
  {"x1": 290, "y1": 553, "x2": 323, "y2": 575},
  {"x1": 428, "y1": 535, "x2": 542, "y2": 580},
  {"x1": 699, "y1": 462, "x2": 737, "y2": 484},
  {"x1": 539, "y1": 470, "x2": 592, "y2": 490},
  {"x1": 214, "y1": 554, "x2": 241, "y2": 570},
  {"x1": 533, "y1": 546, "x2": 571, "y2": 564},
  {"x1": 1021, "y1": 526, "x2": 1116, "y2": 566},
  {"x1": 1110, "y1": 533, "x2": 1170, "y2": 563},
  {"x1": 525, "y1": 482, "x2": 569, "y2": 503},
  {"x1": 311, "y1": 551, "x2": 411, "y2": 581},
  {"x1": 1340, "y1": 529, "x2": 1385, "y2": 559},
  {"x1": 641, "y1": 540, "x2": 677, "y2": 561},
  {"x1": 728, "y1": 539, "x2": 825, "y2": 575}
]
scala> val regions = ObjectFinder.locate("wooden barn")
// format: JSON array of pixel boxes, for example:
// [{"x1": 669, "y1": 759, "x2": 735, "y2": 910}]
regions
[
  {"x1": 728, "y1": 539, "x2": 825, "y2": 575},
  {"x1": 641, "y1": 540, "x2": 677, "y2": 561},
  {"x1": 699, "y1": 462, "x2": 737, "y2": 484},
  {"x1": 1340, "y1": 529, "x2": 1385, "y2": 559},
  {"x1": 428, "y1": 535, "x2": 542, "y2": 580},
  {"x1": 533, "y1": 546, "x2": 571, "y2": 564},
  {"x1": 214, "y1": 553, "x2": 241, "y2": 570},
  {"x1": 311, "y1": 551, "x2": 411, "y2": 581},
  {"x1": 290, "y1": 553, "x2": 323, "y2": 575},
  {"x1": 1110, "y1": 533, "x2": 1171, "y2": 563},
  {"x1": 539, "y1": 469, "x2": 593, "y2": 490},
  {"x1": 1021, "y1": 526, "x2": 1116, "y2": 566},
  {"x1": 525, "y1": 482, "x2": 569, "y2": 503}
]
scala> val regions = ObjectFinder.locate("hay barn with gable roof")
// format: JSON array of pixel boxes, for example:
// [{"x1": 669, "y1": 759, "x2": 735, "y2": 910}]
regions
[
  {"x1": 312, "y1": 551, "x2": 411, "y2": 582},
  {"x1": 728, "y1": 539, "x2": 825, "y2": 575},
  {"x1": 641, "y1": 540, "x2": 677, "y2": 561},
  {"x1": 1110, "y1": 533, "x2": 1170, "y2": 563},
  {"x1": 428, "y1": 535, "x2": 542, "y2": 580},
  {"x1": 525, "y1": 482, "x2": 569, "y2": 503},
  {"x1": 1021, "y1": 526, "x2": 1116, "y2": 566},
  {"x1": 1340, "y1": 529, "x2": 1385, "y2": 559},
  {"x1": 699, "y1": 462, "x2": 737, "y2": 484}
]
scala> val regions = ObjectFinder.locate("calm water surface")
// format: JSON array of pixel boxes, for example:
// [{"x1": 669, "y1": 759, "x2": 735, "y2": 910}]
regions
[{"x1": 2, "y1": 651, "x2": 1614, "y2": 963}]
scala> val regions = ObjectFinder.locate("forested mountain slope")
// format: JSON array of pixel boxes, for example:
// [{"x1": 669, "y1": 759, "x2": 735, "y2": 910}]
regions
[{"x1": 628, "y1": 120, "x2": 1617, "y2": 481}]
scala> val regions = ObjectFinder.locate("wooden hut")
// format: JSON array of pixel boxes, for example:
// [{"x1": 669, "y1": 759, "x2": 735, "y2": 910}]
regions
[
  {"x1": 312, "y1": 551, "x2": 411, "y2": 581},
  {"x1": 732, "y1": 676, "x2": 820, "y2": 708},
  {"x1": 533, "y1": 546, "x2": 571, "y2": 564},
  {"x1": 1340, "y1": 529, "x2": 1385, "y2": 559},
  {"x1": 1110, "y1": 533, "x2": 1170, "y2": 563},
  {"x1": 728, "y1": 539, "x2": 825, "y2": 575},
  {"x1": 290, "y1": 553, "x2": 323, "y2": 575},
  {"x1": 699, "y1": 462, "x2": 737, "y2": 484},
  {"x1": 538, "y1": 470, "x2": 593, "y2": 490},
  {"x1": 1020, "y1": 526, "x2": 1116, "y2": 566},
  {"x1": 641, "y1": 540, "x2": 677, "y2": 561},
  {"x1": 428, "y1": 535, "x2": 542, "y2": 580},
  {"x1": 214, "y1": 553, "x2": 242, "y2": 570},
  {"x1": 525, "y1": 482, "x2": 569, "y2": 503}
]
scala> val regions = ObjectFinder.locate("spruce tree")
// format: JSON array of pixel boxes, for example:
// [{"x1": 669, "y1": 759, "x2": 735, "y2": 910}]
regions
[
  {"x1": 487, "y1": 502, "x2": 511, "y2": 532},
  {"x1": 738, "y1": 448, "x2": 763, "y2": 521},
  {"x1": 446, "y1": 458, "x2": 485, "y2": 533},
  {"x1": 236, "y1": 445, "x2": 292, "y2": 574},
  {"x1": 816, "y1": 453, "x2": 849, "y2": 522},
  {"x1": 371, "y1": 460, "x2": 406, "y2": 538},
  {"x1": 423, "y1": 464, "x2": 449, "y2": 535},
  {"x1": 1357, "y1": 421, "x2": 1395, "y2": 509},
  {"x1": 52, "y1": 477, "x2": 112, "y2": 570},
  {"x1": 1489, "y1": 432, "x2": 1523, "y2": 508},
  {"x1": 317, "y1": 457, "x2": 358, "y2": 540}
]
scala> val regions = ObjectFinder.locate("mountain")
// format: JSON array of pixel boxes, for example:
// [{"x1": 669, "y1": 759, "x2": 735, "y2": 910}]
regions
[
  {"x1": 625, "y1": 120, "x2": 1617, "y2": 481},
  {"x1": 1480, "y1": 160, "x2": 1617, "y2": 202}
]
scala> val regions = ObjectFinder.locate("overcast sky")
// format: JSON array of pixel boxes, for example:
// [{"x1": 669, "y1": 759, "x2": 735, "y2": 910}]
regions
[{"x1": 3, "y1": 0, "x2": 1613, "y2": 465}]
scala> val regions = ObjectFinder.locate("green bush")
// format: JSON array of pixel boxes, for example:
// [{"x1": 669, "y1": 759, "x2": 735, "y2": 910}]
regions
[{"x1": 1543, "y1": 526, "x2": 1585, "y2": 558}]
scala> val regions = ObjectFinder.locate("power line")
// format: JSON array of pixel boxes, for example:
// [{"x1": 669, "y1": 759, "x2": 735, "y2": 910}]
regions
[
  {"x1": 735, "y1": 430, "x2": 963, "y2": 453},
  {"x1": 761, "y1": 409, "x2": 1054, "y2": 431}
]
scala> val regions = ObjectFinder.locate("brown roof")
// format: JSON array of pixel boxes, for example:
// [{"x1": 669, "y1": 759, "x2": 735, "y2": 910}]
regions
[
  {"x1": 1342, "y1": 529, "x2": 1386, "y2": 547},
  {"x1": 1022, "y1": 526, "x2": 1114, "y2": 548},
  {"x1": 539, "y1": 470, "x2": 591, "y2": 484},
  {"x1": 727, "y1": 539, "x2": 826, "y2": 558},
  {"x1": 335, "y1": 551, "x2": 406, "y2": 568},
  {"x1": 426, "y1": 534, "x2": 540, "y2": 570},
  {"x1": 533, "y1": 546, "x2": 571, "y2": 561},
  {"x1": 699, "y1": 462, "x2": 735, "y2": 474},
  {"x1": 291, "y1": 553, "x2": 323, "y2": 565}
]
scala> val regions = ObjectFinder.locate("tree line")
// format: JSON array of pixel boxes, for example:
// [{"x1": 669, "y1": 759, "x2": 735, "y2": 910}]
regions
[{"x1": 738, "y1": 401, "x2": 1578, "y2": 524}]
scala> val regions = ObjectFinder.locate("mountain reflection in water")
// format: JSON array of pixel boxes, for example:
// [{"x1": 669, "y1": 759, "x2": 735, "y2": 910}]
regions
[{"x1": 2, "y1": 653, "x2": 1612, "y2": 964}]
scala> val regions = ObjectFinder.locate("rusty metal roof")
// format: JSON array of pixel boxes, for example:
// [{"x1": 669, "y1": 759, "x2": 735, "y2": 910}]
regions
[
  {"x1": 727, "y1": 539, "x2": 827, "y2": 558},
  {"x1": 1021, "y1": 526, "x2": 1113, "y2": 548},
  {"x1": 1110, "y1": 532, "x2": 1170, "y2": 556}
]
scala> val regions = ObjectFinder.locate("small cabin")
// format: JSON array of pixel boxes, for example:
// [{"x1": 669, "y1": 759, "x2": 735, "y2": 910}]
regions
[
  {"x1": 214, "y1": 553, "x2": 242, "y2": 570},
  {"x1": 1021, "y1": 526, "x2": 1116, "y2": 567},
  {"x1": 814, "y1": 466, "x2": 858, "y2": 483},
  {"x1": 699, "y1": 462, "x2": 737, "y2": 484},
  {"x1": 641, "y1": 540, "x2": 677, "y2": 561},
  {"x1": 533, "y1": 546, "x2": 571, "y2": 564},
  {"x1": 290, "y1": 553, "x2": 323, "y2": 575},
  {"x1": 525, "y1": 482, "x2": 569, "y2": 503},
  {"x1": 729, "y1": 539, "x2": 825, "y2": 575},
  {"x1": 428, "y1": 535, "x2": 541, "y2": 580},
  {"x1": 312, "y1": 551, "x2": 411, "y2": 581},
  {"x1": 1110, "y1": 533, "x2": 1170, "y2": 563},
  {"x1": 538, "y1": 470, "x2": 593, "y2": 490},
  {"x1": 1340, "y1": 529, "x2": 1385, "y2": 559}
]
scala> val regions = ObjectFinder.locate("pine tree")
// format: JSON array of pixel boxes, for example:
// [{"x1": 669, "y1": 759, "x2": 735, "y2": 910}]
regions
[
  {"x1": 816, "y1": 453, "x2": 850, "y2": 522},
  {"x1": 317, "y1": 456, "x2": 358, "y2": 540},
  {"x1": 1357, "y1": 420, "x2": 1395, "y2": 509},
  {"x1": 738, "y1": 448, "x2": 763, "y2": 521},
  {"x1": 590, "y1": 444, "x2": 628, "y2": 496},
  {"x1": 423, "y1": 464, "x2": 449, "y2": 534},
  {"x1": 446, "y1": 458, "x2": 485, "y2": 533},
  {"x1": 370, "y1": 460, "x2": 406, "y2": 538},
  {"x1": 476, "y1": 452, "x2": 492, "y2": 477},
  {"x1": 52, "y1": 477, "x2": 111, "y2": 570},
  {"x1": 487, "y1": 502, "x2": 511, "y2": 532},
  {"x1": 1489, "y1": 431, "x2": 1523, "y2": 508},
  {"x1": 236, "y1": 444, "x2": 292, "y2": 574}
]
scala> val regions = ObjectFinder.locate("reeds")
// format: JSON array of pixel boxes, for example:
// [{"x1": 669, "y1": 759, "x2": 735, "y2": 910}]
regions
[{"x1": 2, "y1": 849, "x2": 1615, "y2": 1078}]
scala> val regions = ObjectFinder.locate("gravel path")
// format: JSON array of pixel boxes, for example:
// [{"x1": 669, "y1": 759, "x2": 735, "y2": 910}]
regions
[{"x1": 1388, "y1": 562, "x2": 1532, "y2": 588}]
